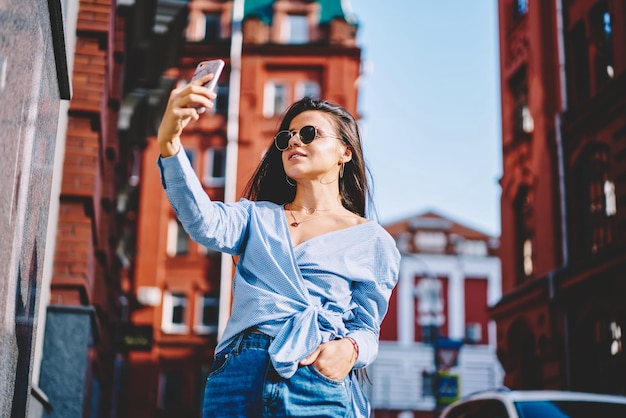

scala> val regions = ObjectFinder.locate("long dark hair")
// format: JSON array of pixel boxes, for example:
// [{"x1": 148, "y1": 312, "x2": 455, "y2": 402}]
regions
[{"x1": 242, "y1": 97, "x2": 372, "y2": 217}]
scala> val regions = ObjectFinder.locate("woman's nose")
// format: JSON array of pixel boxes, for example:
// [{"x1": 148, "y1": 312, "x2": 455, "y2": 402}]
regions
[{"x1": 287, "y1": 132, "x2": 303, "y2": 148}]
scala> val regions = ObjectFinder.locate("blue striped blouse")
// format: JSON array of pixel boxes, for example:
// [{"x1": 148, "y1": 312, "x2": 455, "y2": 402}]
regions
[{"x1": 158, "y1": 148, "x2": 400, "y2": 416}]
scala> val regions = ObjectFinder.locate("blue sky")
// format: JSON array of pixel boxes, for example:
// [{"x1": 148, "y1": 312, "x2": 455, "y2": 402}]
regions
[{"x1": 352, "y1": 1, "x2": 502, "y2": 236}]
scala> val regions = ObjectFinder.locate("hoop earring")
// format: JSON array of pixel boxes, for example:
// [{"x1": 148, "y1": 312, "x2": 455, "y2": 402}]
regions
[
  {"x1": 339, "y1": 163, "x2": 345, "y2": 179},
  {"x1": 286, "y1": 175, "x2": 296, "y2": 186}
]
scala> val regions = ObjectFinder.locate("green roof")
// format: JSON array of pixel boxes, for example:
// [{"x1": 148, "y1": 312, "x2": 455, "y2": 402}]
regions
[
  {"x1": 243, "y1": 0, "x2": 357, "y2": 25},
  {"x1": 243, "y1": 0, "x2": 274, "y2": 24}
]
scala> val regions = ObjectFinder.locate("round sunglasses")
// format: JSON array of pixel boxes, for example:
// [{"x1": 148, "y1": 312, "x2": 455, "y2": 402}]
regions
[{"x1": 273, "y1": 125, "x2": 340, "y2": 151}]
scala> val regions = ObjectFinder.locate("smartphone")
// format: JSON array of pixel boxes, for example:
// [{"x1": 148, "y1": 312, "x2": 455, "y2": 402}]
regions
[{"x1": 190, "y1": 59, "x2": 225, "y2": 113}]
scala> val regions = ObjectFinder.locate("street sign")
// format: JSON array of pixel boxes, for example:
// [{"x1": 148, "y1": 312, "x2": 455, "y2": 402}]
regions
[
  {"x1": 436, "y1": 371, "x2": 460, "y2": 405},
  {"x1": 435, "y1": 337, "x2": 463, "y2": 370}
]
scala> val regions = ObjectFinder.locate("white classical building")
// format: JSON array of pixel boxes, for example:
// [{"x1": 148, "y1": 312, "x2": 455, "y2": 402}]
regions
[{"x1": 369, "y1": 211, "x2": 504, "y2": 417}]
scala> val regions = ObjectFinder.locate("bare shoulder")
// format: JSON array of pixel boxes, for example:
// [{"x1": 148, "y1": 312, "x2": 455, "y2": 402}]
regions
[{"x1": 338, "y1": 208, "x2": 368, "y2": 226}]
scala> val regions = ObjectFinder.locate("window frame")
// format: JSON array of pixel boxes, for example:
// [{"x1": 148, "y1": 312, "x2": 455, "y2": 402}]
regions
[
  {"x1": 166, "y1": 218, "x2": 189, "y2": 257},
  {"x1": 283, "y1": 13, "x2": 309, "y2": 44},
  {"x1": 295, "y1": 80, "x2": 320, "y2": 100},
  {"x1": 202, "y1": 147, "x2": 226, "y2": 187},
  {"x1": 263, "y1": 81, "x2": 290, "y2": 118},
  {"x1": 162, "y1": 292, "x2": 189, "y2": 334},
  {"x1": 194, "y1": 293, "x2": 219, "y2": 335}
]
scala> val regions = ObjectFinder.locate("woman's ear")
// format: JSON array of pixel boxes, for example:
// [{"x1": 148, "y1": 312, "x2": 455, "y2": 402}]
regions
[{"x1": 341, "y1": 145, "x2": 353, "y2": 164}]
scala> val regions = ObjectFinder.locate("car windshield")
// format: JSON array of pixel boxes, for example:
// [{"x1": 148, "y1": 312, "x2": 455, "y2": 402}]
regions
[{"x1": 515, "y1": 400, "x2": 626, "y2": 417}]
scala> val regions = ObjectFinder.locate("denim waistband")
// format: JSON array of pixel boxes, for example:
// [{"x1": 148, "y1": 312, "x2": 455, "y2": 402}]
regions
[{"x1": 230, "y1": 328, "x2": 272, "y2": 354}]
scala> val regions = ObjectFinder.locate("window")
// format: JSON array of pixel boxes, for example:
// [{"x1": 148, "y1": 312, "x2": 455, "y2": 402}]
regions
[
  {"x1": 283, "y1": 14, "x2": 308, "y2": 44},
  {"x1": 421, "y1": 371, "x2": 434, "y2": 398},
  {"x1": 262, "y1": 69, "x2": 322, "y2": 118},
  {"x1": 577, "y1": 146, "x2": 614, "y2": 254},
  {"x1": 296, "y1": 81, "x2": 320, "y2": 100},
  {"x1": 203, "y1": 12, "x2": 221, "y2": 41},
  {"x1": 514, "y1": 186, "x2": 534, "y2": 283},
  {"x1": 187, "y1": 12, "x2": 220, "y2": 42},
  {"x1": 215, "y1": 83, "x2": 229, "y2": 114},
  {"x1": 162, "y1": 292, "x2": 188, "y2": 334},
  {"x1": 523, "y1": 238, "x2": 534, "y2": 276},
  {"x1": 414, "y1": 276, "x2": 444, "y2": 344},
  {"x1": 158, "y1": 370, "x2": 183, "y2": 412},
  {"x1": 515, "y1": 0, "x2": 529, "y2": 17},
  {"x1": 466, "y1": 323, "x2": 483, "y2": 345},
  {"x1": 566, "y1": 22, "x2": 591, "y2": 105},
  {"x1": 604, "y1": 180, "x2": 616, "y2": 216},
  {"x1": 510, "y1": 68, "x2": 533, "y2": 139},
  {"x1": 458, "y1": 240, "x2": 488, "y2": 256},
  {"x1": 590, "y1": 3, "x2": 614, "y2": 88},
  {"x1": 202, "y1": 148, "x2": 226, "y2": 187},
  {"x1": 521, "y1": 105, "x2": 534, "y2": 133},
  {"x1": 263, "y1": 81, "x2": 289, "y2": 117},
  {"x1": 610, "y1": 321, "x2": 622, "y2": 356},
  {"x1": 194, "y1": 294, "x2": 219, "y2": 334},
  {"x1": 166, "y1": 219, "x2": 189, "y2": 257},
  {"x1": 414, "y1": 231, "x2": 447, "y2": 253}
]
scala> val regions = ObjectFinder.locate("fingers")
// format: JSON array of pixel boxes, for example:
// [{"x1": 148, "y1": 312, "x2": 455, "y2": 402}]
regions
[
  {"x1": 172, "y1": 85, "x2": 217, "y2": 111},
  {"x1": 302, "y1": 340, "x2": 356, "y2": 380},
  {"x1": 299, "y1": 346, "x2": 321, "y2": 366},
  {"x1": 157, "y1": 78, "x2": 218, "y2": 157},
  {"x1": 191, "y1": 72, "x2": 215, "y2": 87}
]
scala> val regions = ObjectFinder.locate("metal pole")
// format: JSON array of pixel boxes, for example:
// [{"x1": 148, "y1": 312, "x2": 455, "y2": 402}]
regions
[{"x1": 218, "y1": 0, "x2": 244, "y2": 342}]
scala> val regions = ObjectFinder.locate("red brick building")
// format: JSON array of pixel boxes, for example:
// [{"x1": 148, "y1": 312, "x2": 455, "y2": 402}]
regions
[
  {"x1": 493, "y1": 0, "x2": 625, "y2": 393},
  {"x1": 371, "y1": 211, "x2": 502, "y2": 417},
  {"x1": 130, "y1": 1, "x2": 362, "y2": 416},
  {"x1": 32, "y1": 0, "x2": 187, "y2": 416}
]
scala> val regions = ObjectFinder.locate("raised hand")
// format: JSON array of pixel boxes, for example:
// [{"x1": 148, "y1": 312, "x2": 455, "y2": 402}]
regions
[{"x1": 157, "y1": 73, "x2": 217, "y2": 157}]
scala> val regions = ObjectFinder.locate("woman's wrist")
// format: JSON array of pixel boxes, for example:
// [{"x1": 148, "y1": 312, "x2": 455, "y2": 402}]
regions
[
  {"x1": 345, "y1": 336, "x2": 359, "y2": 363},
  {"x1": 159, "y1": 137, "x2": 181, "y2": 158}
]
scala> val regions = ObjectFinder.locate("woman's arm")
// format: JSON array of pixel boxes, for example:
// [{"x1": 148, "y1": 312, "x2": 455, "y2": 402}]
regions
[
  {"x1": 157, "y1": 72, "x2": 250, "y2": 255},
  {"x1": 345, "y1": 235, "x2": 401, "y2": 369},
  {"x1": 158, "y1": 151, "x2": 250, "y2": 255}
]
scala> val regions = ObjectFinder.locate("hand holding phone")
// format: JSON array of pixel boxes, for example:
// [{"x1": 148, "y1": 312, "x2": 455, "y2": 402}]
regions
[{"x1": 190, "y1": 59, "x2": 225, "y2": 113}]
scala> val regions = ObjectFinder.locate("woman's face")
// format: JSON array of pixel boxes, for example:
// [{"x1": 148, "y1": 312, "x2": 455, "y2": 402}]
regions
[{"x1": 280, "y1": 110, "x2": 351, "y2": 185}]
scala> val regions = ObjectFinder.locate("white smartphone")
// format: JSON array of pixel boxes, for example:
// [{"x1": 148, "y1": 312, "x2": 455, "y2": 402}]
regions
[{"x1": 190, "y1": 59, "x2": 225, "y2": 113}]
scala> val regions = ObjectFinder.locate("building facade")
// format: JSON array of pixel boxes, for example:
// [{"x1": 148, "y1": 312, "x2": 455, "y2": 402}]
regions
[
  {"x1": 494, "y1": 0, "x2": 625, "y2": 394},
  {"x1": 2, "y1": 0, "x2": 188, "y2": 417},
  {"x1": 370, "y1": 212, "x2": 502, "y2": 418},
  {"x1": 130, "y1": 1, "x2": 362, "y2": 416},
  {"x1": 0, "y1": 0, "x2": 72, "y2": 416}
]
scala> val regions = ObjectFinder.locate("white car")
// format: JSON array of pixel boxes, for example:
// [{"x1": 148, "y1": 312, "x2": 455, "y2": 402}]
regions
[{"x1": 439, "y1": 389, "x2": 626, "y2": 418}]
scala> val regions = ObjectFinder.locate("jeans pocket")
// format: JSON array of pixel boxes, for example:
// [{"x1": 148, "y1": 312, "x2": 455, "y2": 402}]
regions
[
  {"x1": 209, "y1": 350, "x2": 232, "y2": 377},
  {"x1": 306, "y1": 364, "x2": 347, "y2": 385}
]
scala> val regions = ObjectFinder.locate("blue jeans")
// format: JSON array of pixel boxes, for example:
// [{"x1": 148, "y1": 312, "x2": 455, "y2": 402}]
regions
[{"x1": 202, "y1": 330, "x2": 353, "y2": 417}]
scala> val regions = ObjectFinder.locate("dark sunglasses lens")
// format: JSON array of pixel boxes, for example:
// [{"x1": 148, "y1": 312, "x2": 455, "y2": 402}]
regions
[
  {"x1": 299, "y1": 126, "x2": 316, "y2": 143},
  {"x1": 275, "y1": 131, "x2": 291, "y2": 150}
]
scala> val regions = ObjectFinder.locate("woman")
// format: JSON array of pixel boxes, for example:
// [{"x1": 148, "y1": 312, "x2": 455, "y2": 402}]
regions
[{"x1": 157, "y1": 71, "x2": 400, "y2": 417}]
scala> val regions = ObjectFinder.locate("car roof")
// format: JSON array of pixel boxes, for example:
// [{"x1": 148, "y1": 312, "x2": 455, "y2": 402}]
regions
[{"x1": 462, "y1": 389, "x2": 626, "y2": 404}]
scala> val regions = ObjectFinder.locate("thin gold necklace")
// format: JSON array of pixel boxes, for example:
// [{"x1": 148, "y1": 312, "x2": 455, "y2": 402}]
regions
[
  {"x1": 289, "y1": 202, "x2": 338, "y2": 215},
  {"x1": 286, "y1": 203, "x2": 341, "y2": 227}
]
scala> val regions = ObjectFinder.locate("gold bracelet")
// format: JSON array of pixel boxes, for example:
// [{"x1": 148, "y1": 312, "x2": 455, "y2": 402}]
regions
[{"x1": 345, "y1": 336, "x2": 359, "y2": 362}]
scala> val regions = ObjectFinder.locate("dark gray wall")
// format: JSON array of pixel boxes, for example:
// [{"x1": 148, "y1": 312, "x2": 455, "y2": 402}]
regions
[
  {"x1": 0, "y1": 0, "x2": 66, "y2": 416},
  {"x1": 39, "y1": 307, "x2": 96, "y2": 418}
]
